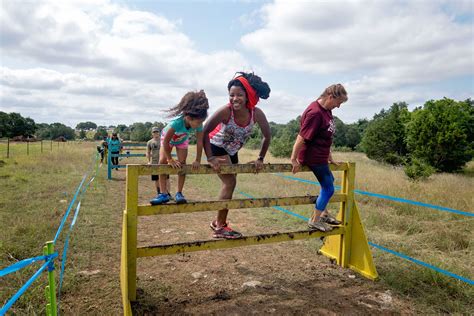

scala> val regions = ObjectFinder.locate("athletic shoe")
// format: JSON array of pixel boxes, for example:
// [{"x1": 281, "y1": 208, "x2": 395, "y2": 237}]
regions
[
  {"x1": 150, "y1": 193, "x2": 170, "y2": 205},
  {"x1": 209, "y1": 220, "x2": 228, "y2": 231},
  {"x1": 308, "y1": 219, "x2": 333, "y2": 232},
  {"x1": 321, "y1": 214, "x2": 342, "y2": 225},
  {"x1": 175, "y1": 192, "x2": 187, "y2": 204},
  {"x1": 213, "y1": 226, "x2": 242, "y2": 239}
]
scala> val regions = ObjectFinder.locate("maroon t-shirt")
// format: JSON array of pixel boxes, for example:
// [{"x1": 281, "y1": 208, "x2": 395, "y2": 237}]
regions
[{"x1": 297, "y1": 100, "x2": 335, "y2": 165}]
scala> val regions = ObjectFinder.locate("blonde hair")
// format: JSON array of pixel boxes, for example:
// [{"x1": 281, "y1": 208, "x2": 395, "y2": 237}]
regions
[{"x1": 320, "y1": 84, "x2": 348, "y2": 102}]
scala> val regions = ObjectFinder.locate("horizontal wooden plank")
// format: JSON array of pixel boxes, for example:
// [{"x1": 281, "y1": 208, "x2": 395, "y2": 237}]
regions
[
  {"x1": 137, "y1": 227, "x2": 345, "y2": 257},
  {"x1": 128, "y1": 163, "x2": 349, "y2": 176},
  {"x1": 138, "y1": 194, "x2": 346, "y2": 216}
]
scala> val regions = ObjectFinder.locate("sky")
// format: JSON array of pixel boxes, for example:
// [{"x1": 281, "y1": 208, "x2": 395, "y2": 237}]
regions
[{"x1": 1, "y1": 0, "x2": 473, "y2": 128}]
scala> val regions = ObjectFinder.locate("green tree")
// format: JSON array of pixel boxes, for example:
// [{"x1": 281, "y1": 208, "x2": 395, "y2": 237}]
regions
[
  {"x1": 75, "y1": 121, "x2": 97, "y2": 130},
  {"x1": 79, "y1": 130, "x2": 87, "y2": 139},
  {"x1": 129, "y1": 123, "x2": 149, "y2": 141},
  {"x1": 269, "y1": 117, "x2": 300, "y2": 157},
  {"x1": 333, "y1": 117, "x2": 348, "y2": 148},
  {"x1": 406, "y1": 98, "x2": 473, "y2": 172},
  {"x1": 361, "y1": 102, "x2": 410, "y2": 164},
  {"x1": 94, "y1": 128, "x2": 108, "y2": 140},
  {"x1": 48, "y1": 123, "x2": 76, "y2": 140},
  {"x1": 0, "y1": 112, "x2": 37, "y2": 137},
  {"x1": 0, "y1": 112, "x2": 10, "y2": 138}
]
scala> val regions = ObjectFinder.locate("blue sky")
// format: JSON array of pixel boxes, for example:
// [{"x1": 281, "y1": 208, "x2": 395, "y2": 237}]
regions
[{"x1": 1, "y1": 0, "x2": 473, "y2": 127}]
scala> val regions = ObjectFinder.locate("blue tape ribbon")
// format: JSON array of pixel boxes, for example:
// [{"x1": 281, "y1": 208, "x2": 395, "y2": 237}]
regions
[
  {"x1": 0, "y1": 256, "x2": 57, "y2": 314},
  {"x1": 274, "y1": 173, "x2": 472, "y2": 217},
  {"x1": 368, "y1": 242, "x2": 474, "y2": 285},
  {"x1": 0, "y1": 253, "x2": 58, "y2": 277},
  {"x1": 237, "y1": 191, "x2": 474, "y2": 285},
  {"x1": 53, "y1": 175, "x2": 87, "y2": 244}
]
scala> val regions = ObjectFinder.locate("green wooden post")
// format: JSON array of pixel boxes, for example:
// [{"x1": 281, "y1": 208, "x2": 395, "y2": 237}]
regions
[
  {"x1": 41, "y1": 140, "x2": 43, "y2": 153},
  {"x1": 43, "y1": 241, "x2": 57, "y2": 316},
  {"x1": 7, "y1": 138, "x2": 10, "y2": 158}
]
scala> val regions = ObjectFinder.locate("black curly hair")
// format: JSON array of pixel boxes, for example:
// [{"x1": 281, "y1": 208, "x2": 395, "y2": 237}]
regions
[
  {"x1": 227, "y1": 72, "x2": 270, "y2": 100},
  {"x1": 167, "y1": 90, "x2": 209, "y2": 119}
]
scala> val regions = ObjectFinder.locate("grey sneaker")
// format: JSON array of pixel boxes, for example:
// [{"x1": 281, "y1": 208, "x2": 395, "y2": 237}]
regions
[
  {"x1": 308, "y1": 219, "x2": 333, "y2": 232},
  {"x1": 321, "y1": 214, "x2": 341, "y2": 225}
]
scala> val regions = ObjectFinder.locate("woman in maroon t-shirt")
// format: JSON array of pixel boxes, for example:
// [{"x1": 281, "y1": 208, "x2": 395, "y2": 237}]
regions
[{"x1": 290, "y1": 84, "x2": 348, "y2": 232}]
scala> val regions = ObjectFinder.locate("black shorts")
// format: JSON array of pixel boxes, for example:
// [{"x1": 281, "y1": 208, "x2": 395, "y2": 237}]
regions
[
  {"x1": 151, "y1": 174, "x2": 169, "y2": 181},
  {"x1": 211, "y1": 143, "x2": 238, "y2": 164}
]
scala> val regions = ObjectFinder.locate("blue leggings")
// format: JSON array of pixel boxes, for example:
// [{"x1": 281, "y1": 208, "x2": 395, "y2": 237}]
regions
[{"x1": 309, "y1": 164, "x2": 335, "y2": 211}]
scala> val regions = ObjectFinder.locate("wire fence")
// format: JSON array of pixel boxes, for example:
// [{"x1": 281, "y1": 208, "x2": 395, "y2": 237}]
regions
[
  {"x1": 0, "y1": 150, "x2": 100, "y2": 315},
  {"x1": 0, "y1": 138, "x2": 71, "y2": 159}
]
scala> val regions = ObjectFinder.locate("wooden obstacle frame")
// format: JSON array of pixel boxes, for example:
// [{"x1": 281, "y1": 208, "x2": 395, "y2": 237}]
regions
[
  {"x1": 120, "y1": 163, "x2": 378, "y2": 315},
  {"x1": 107, "y1": 143, "x2": 147, "y2": 179}
]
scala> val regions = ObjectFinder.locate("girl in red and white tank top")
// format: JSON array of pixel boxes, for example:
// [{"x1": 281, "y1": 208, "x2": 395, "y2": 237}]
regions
[
  {"x1": 203, "y1": 72, "x2": 272, "y2": 239},
  {"x1": 209, "y1": 104, "x2": 255, "y2": 156}
]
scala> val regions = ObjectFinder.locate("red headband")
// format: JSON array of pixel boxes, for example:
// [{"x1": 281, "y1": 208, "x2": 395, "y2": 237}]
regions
[{"x1": 236, "y1": 76, "x2": 259, "y2": 109}]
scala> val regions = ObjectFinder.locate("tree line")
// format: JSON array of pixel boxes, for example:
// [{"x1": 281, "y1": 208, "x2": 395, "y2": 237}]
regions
[{"x1": 2, "y1": 97, "x2": 472, "y2": 178}]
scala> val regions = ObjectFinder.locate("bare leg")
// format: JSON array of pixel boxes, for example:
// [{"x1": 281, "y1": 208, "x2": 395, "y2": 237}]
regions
[
  {"x1": 158, "y1": 146, "x2": 168, "y2": 194},
  {"x1": 215, "y1": 156, "x2": 236, "y2": 227},
  {"x1": 176, "y1": 147, "x2": 188, "y2": 193}
]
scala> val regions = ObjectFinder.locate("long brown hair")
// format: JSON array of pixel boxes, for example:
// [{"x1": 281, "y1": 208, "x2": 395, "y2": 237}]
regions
[{"x1": 167, "y1": 90, "x2": 209, "y2": 119}]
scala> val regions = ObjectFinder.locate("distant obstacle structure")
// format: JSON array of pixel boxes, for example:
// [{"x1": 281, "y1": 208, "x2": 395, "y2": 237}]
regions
[
  {"x1": 120, "y1": 163, "x2": 377, "y2": 315},
  {"x1": 107, "y1": 142, "x2": 146, "y2": 179}
]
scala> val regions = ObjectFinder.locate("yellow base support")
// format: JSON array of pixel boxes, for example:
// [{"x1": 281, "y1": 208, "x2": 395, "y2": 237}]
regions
[
  {"x1": 120, "y1": 211, "x2": 132, "y2": 315},
  {"x1": 319, "y1": 202, "x2": 378, "y2": 280}
]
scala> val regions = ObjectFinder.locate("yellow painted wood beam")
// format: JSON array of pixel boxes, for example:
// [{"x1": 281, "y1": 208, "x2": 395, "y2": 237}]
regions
[
  {"x1": 127, "y1": 162, "x2": 349, "y2": 176},
  {"x1": 137, "y1": 227, "x2": 345, "y2": 257},
  {"x1": 138, "y1": 194, "x2": 347, "y2": 216}
]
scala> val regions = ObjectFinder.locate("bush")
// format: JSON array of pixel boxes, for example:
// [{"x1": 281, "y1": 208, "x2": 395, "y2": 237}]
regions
[
  {"x1": 406, "y1": 98, "x2": 473, "y2": 172},
  {"x1": 360, "y1": 102, "x2": 410, "y2": 164},
  {"x1": 404, "y1": 157, "x2": 435, "y2": 180}
]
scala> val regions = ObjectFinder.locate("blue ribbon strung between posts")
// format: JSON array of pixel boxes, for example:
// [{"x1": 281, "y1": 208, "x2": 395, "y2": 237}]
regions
[
  {"x1": 237, "y1": 191, "x2": 474, "y2": 285},
  {"x1": 274, "y1": 173, "x2": 472, "y2": 217},
  {"x1": 0, "y1": 253, "x2": 58, "y2": 277},
  {"x1": 0, "y1": 255, "x2": 57, "y2": 314},
  {"x1": 53, "y1": 175, "x2": 87, "y2": 244}
]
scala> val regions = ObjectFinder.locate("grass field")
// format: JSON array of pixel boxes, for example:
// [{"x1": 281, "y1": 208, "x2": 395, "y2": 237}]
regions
[{"x1": 0, "y1": 142, "x2": 472, "y2": 314}]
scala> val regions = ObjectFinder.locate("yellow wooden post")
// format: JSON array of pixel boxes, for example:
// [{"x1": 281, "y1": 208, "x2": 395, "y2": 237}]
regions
[
  {"x1": 341, "y1": 162, "x2": 356, "y2": 267},
  {"x1": 125, "y1": 165, "x2": 138, "y2": 301},
  {"x1": 320, "y1": 162, "x2": 378, "y2": 279},
  {"x1": 120, "y1": 210, "x2": 132, "y2": 315}
]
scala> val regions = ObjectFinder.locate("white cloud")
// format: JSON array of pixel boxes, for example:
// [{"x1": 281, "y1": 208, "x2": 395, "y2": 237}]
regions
[
  {"x1": 0, "y1": 0, "x2": 253, "y2": 126},
  {"x1": 242, "y1": 1, "x2": 472, "y2": 78},
  {"x1": 240, "y1": 0, "x2": 473, "y2": 121}
]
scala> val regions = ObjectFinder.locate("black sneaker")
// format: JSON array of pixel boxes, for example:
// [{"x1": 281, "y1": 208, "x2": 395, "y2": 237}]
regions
[
  {"x1": 308, "y1": 219, "x2": 333, "y2": 232},
  {"x1": 321, "y1": 214, "x2": 341, "y2": 225}
]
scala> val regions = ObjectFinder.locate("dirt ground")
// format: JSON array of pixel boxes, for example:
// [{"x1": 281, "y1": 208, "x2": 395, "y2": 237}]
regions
[
  {"x1": 129, "y1": 178, "x2": 416, "y2": 315},
  {"x1": 59, "y1": 167, "x2": 417, "y2": 315}
]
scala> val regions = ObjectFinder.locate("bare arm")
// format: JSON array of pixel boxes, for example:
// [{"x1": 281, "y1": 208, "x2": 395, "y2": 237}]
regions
[
  {"x1": 146, "y1": 143, "x2": 151, "y2": 163},
  {"x1": 202, "y1": 105, "x2": 231, "y2": 159},
  {"x1": 162, "y1": 128, "x2": 176, "y2": 162},
  {"x1": 254, "y1": 107, "x2": 271, "y2": 160},
  {"x1": 195, "y1": 131, "x2": 203, "y2": 162},
  {"x1": 290, "y1": 135, "x2": 305, "y2": 173}
]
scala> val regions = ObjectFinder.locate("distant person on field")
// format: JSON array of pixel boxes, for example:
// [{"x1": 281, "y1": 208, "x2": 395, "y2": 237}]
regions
[
  {"x1": 97, "y1": 136, "x2": 108, "y2": 163},
  {"x1": 108, "y1": 132, "x2": 122, "y2": 170},
  {"x1": 150, "y1": 90, "x2": 209, "y2": 205},
  {"x1": 147, "y1": 126, "x2": 171, "y2": 199},
  {"x1": 203, "y1": 72, "x2": 271, "y2": 239},
  {"x1": 290, "y1": 83, "x2": 348, "y2": 232}
]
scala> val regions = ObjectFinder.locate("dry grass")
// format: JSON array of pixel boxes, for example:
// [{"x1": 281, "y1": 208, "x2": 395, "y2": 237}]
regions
[{"x1": 1, "y1": 144, "x2": 472, "y2": 314}]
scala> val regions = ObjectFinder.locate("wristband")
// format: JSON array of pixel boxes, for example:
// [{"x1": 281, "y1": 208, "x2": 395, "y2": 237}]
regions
[{"x1": 207, "y1": 156, "x2": 216, "y2": 161}]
